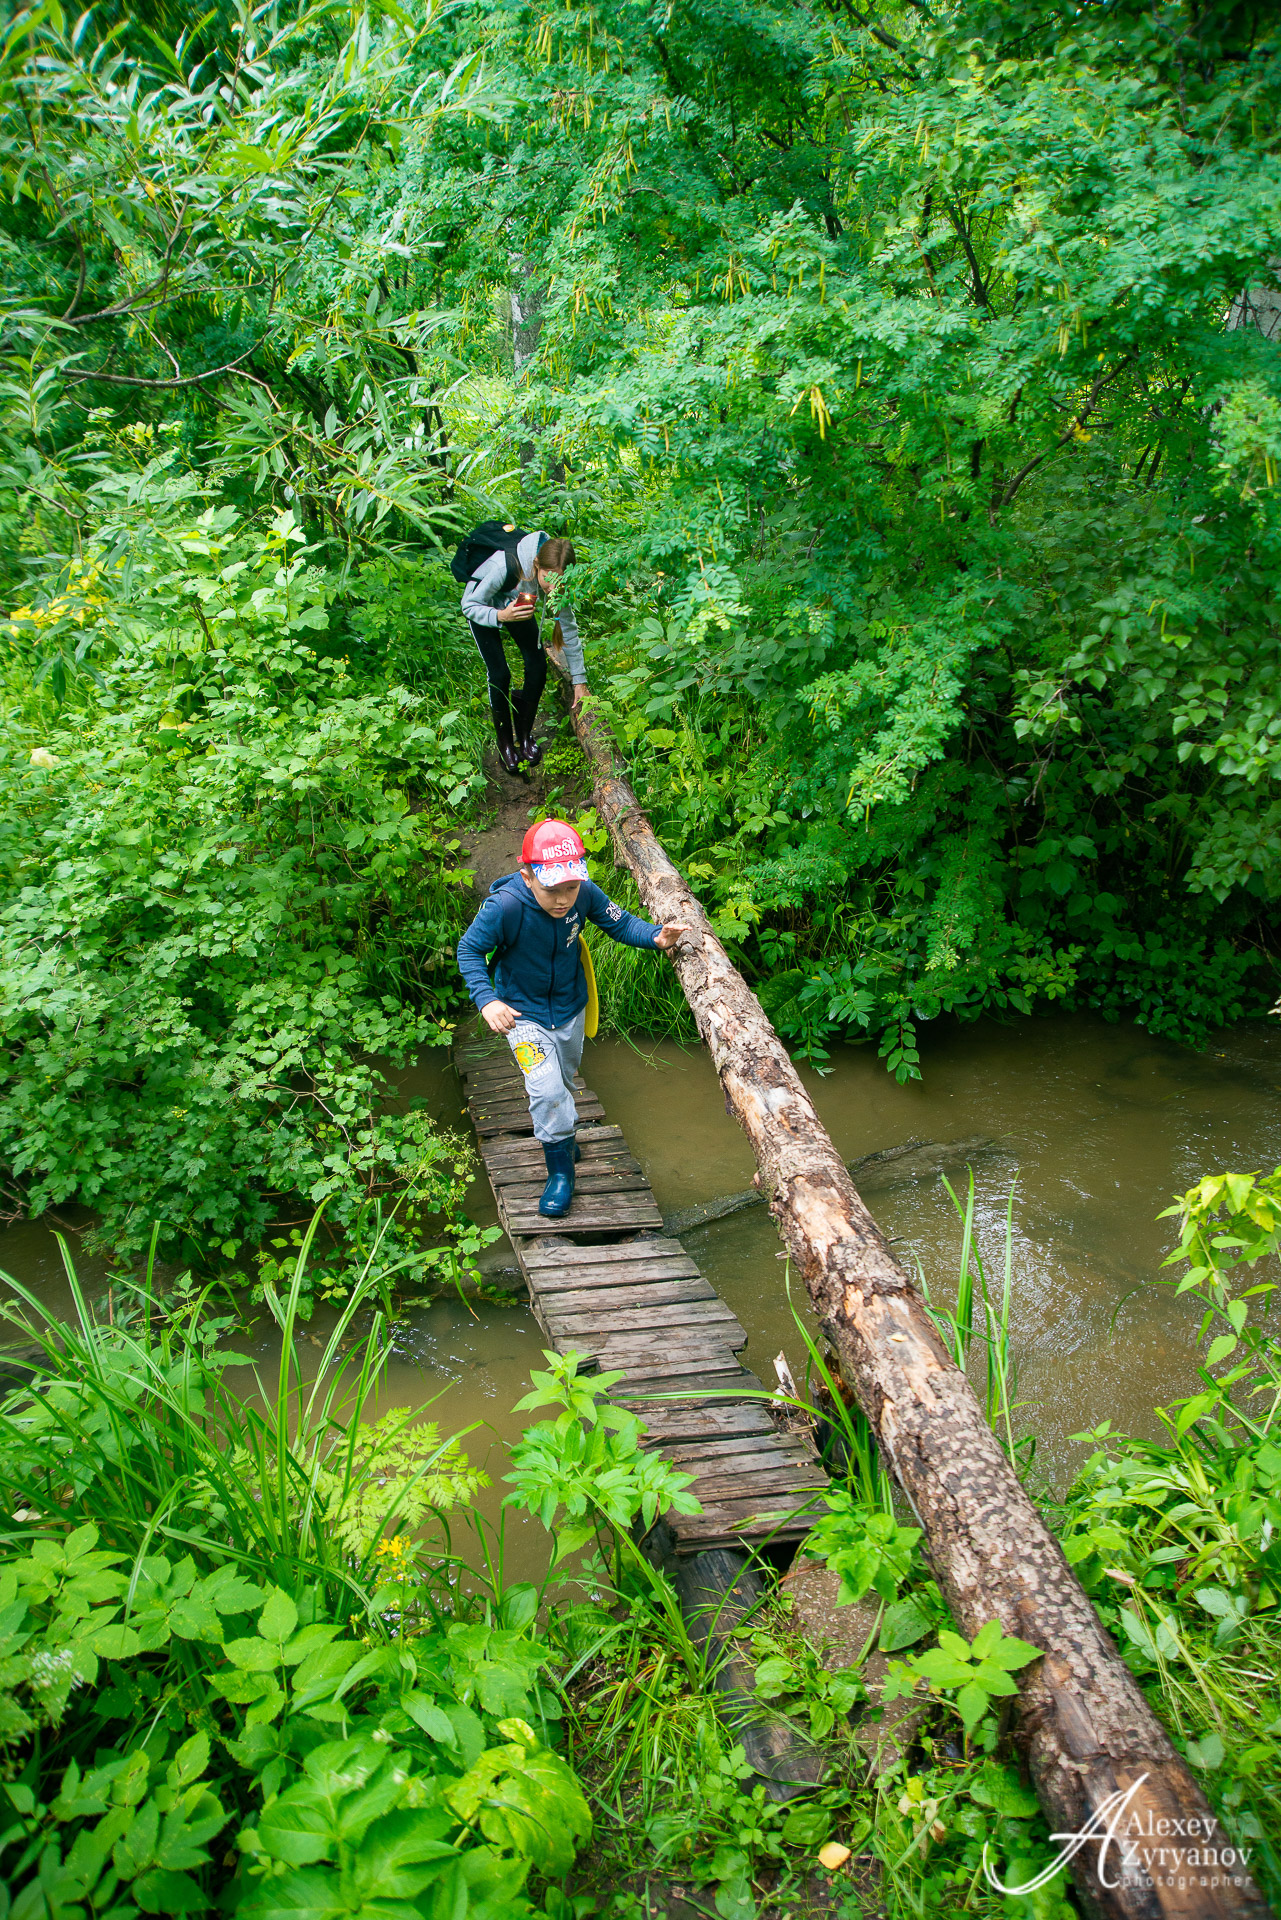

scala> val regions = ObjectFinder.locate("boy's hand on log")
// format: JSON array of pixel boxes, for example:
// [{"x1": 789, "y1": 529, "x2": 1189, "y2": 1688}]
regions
[
  {"x1": 481, "y1": 1000, "x2": 518, "y2": 1033},
  {"x1": 654, "y1": 924, "x2": 689, "y2": 951}
]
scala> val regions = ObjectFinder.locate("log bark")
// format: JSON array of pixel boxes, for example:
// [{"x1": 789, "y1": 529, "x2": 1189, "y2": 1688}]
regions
[{"x1": 547, "y1": 651, "x2": 1271, "y2": 1920}]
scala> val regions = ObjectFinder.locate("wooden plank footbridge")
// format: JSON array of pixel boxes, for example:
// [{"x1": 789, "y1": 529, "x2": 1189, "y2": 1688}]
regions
[{"x1": 452, "y1": 1032, "x2": 829, "y2": 1558}]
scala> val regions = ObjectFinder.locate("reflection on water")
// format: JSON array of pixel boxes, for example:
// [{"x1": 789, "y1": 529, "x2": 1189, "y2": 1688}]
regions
[{"x1": 3, "y1": 1013, "x2": 1280, "y2": 1550}]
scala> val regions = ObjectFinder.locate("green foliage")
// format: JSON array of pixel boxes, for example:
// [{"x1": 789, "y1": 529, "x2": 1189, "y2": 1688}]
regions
[
  {"x1": 0, "y1": 1251, "x2": 593, "y2": 1918},
  {"x1": 882, "y1": 1620, "x2": 1042, "y2": 1742},
  {"x1": 268, "y1": 1404, "x2": 490, "y2": 1562},
  {"x1": 1044, "y1": 1168, "x2": 1281, "y2": 1900},
  {"x1": 800, "y1": 1490, "x2": 920, "y2": 1609},
  {"x1": 0, "y1": 453, "x2": 485, "y2": 1274},
  {"x1": 0, "y1": 0, "x2": 505, "y2": 1270},
  {"x1": 1159, "y1": 1166, "x2": 1281, "y2": 1372},
  {"x1": 401, "y1": 0, "x2": 1281, "y2": 1059},
  {"x1": 748, "y1": 1629, "x2": 861, "y2": 1743},
  {"x1": 504, "y1": 1349, "x2": 701, "y2": 1560}
]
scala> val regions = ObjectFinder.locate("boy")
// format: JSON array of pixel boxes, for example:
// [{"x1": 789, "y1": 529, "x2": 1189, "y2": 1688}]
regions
[
  {"x1": 456, "y1": 820, "x2": 687, "y2": 1216},
  {"x1": 460, "y1": 532, "x2": 589, "y2": 774}
]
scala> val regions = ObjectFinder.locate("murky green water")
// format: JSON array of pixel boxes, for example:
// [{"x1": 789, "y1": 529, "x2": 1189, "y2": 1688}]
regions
[{"x1": 4, "y1": 1010, "x2": 1280, "y2": 1576}]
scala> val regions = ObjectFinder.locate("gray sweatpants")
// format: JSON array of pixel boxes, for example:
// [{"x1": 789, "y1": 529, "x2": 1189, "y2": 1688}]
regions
[{"x1": 507, "y1": 1009, "x2": 585, "y2": 1143}]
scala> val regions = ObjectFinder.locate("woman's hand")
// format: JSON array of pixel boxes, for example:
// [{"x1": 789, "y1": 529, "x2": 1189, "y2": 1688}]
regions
[
  {"x1": 654, "y1": 924, "x2": 689, "y2": 951},
  {"x1": 482, "y1": 1000, "x2": 519, "y2": 1033},
  {"x1": 572, "y1": 682, "x2": 589, "y2": 709},
  {"x1": 495, "y1": 603, "x2": 534, "y2": 624}
]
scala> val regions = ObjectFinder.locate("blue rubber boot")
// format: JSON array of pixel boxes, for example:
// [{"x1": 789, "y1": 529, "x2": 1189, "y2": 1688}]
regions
[{"x1": 539, "y1": 1137, "x2": 577, "y2": 1217}]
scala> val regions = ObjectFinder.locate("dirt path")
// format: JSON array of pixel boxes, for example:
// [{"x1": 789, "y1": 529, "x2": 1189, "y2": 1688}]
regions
[{"x1": 458, "y1": 741, "x2": 554, "y2": 902}]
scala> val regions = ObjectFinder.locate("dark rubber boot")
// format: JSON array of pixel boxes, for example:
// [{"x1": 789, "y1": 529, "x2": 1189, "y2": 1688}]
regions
[
  {"x1": 538, "y1": 1137, "x2": 577, "y2": 1217},
  {"x1": 490, "y1": 693, "x2": 523, "y2": 776},
  {"x1": 513, "y1": 685, "x2": 544, "y2": 767}
]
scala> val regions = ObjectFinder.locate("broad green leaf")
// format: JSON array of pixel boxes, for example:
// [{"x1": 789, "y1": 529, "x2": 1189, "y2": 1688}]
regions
[
  {"x1": 878, "y1": 1594, "x2": 935, "y2": 1652},
  {"x1": 258, "y1": 1589, "x2": 299, "y2": 1645}
]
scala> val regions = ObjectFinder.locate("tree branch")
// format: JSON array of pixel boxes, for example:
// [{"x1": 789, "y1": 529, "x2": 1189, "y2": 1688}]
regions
[
  {"x1": 944, "y1": 193, "x2": 990, "y2": 309},
  {"x1": 839, "y1": 0, "x2": 907, "y2": 55},
  {"x1": 66, "y1": 338, "x2": 267, "y2": 389},
  {"x1": 998, "y1": 357, "x2": 1132, "y2": 509}
]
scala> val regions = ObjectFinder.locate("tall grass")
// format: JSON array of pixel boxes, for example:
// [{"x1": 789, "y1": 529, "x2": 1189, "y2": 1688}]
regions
[
  {"x1": 0, "y1": 1212, "x2": 489, "y2": 1620},
  {"x1": 580, "y1": 856, "x2": 699, "y2": 1039},
  {"x1": 922, "y1": 1172, "x2": 1022, "y2": 1466}
]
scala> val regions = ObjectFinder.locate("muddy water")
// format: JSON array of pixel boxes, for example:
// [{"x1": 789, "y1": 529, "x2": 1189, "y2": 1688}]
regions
[
  {"x1": 3, "y1": 1012, "x2": 1280, "y2": 1578},
  {"x1": 600, "y1": 1014, "x2": 1281, "y2": 1473}
]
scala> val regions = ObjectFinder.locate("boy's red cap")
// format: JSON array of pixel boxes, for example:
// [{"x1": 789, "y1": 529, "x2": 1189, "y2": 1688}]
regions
[{"x1": 521, "y1": 819, "x2": 588, "y2": 885}]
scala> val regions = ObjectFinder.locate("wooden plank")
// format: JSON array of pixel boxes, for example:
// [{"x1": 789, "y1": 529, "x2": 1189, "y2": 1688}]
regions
[
  {"x1": 500, "y1": 1168, "x2": 652, "y2": 1199},
  {"x1": 484, "y1": 1149, "x2": 641, "y2": 1181},
  {"x1": 620, "y1": 1379, "x2": 767, "y2": 1402},
  {"x1": 543, "y1": 1300, "x2": 744, "y2": 1339},
  {"x1": 454, "y1": 1040, "x2": 508, "y2": 1065},
  {"x1": 466, "y1": 1073, "x2": 593, "y2": 1098},
  {"x1": 618, "y1": 1367, "x2": 764, "y2": 1394},
  {"x1": 628, "y1": 1403, "x2": 779, "y2": 1443},
  {"x1": 484, "y1": 1120, "x2": 624, "y2": 1144},
  {"x1": 473, "y1": 1093, "x2": 605, "y2": 1120},
  {"x1": 529, "y1": 1258, "x2": 705, "y2": 1291},
  {"x1": 475, "y1": 1099, "x2": 606, "y2": 1136},
  {"x1": 469, "y1": 1091, "x2": 603, "y2": 1117},
  {"x1": 460, "y1": 1061, "x2": 524, "y2": 1087},
  {"x1": 604, "y1": 1352, "x2": 752, "y2": 1383},
  {"x1": 667, "y1": 1495, "x2": 828, "y2": 1547},
  {"x1": 522, "y1": 1235, "x2": 686, "y2": 1269},
  {"x1": 667, "y1": 1519, "x2": 816, "y2": 1552},
  {"x1": 590, "y1": 1327, "x2": 744, "y2": 1360},
  {"x1": 683, "y1": 1464, "x2": 828, "y2": 1504},
  {"x1": 533, "y1": 1279, "x2": 717, "y2": 1312},
  {"x1": 543, "y1": 1291, "x2": 737, "y2": 1324},
  {"x1": 491, "y1": 1164, "x2": 645, "y2": 1196},
  {"x1": 464, "y1": 1062, "x2": 591, "y2": 1092},
  {"x1": 482, "y1": 1127, "x2": 627, "y2": 1167},
  {"x1": 681, "y1": 1514, "x2": 820, "y2": 1539},
  {"x1": 674, "y1": 1487, "x2": 828, "y2": 1523},
  {"x1": 501, "y1": 1196, "x2": 663, "y2": 1235},
  {"x1": 659, "y1": 1435, "x2": 820, "y2": 1472}
]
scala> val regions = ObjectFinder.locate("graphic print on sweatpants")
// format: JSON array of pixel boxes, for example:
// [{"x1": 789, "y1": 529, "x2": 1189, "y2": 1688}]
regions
[{"x1": 507, "y1": 1010, "x2": 586, "y2": 1143}]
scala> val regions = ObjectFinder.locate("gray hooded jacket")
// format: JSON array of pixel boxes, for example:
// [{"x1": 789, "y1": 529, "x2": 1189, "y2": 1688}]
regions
[{"x1": 460, "y1": 529, "x2": 587, "y2": 682}]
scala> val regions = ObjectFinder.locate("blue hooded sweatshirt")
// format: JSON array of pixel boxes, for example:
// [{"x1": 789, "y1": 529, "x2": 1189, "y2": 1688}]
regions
[{"x1": 456, "y1": 872, "x2": 663, "y2": 1028}]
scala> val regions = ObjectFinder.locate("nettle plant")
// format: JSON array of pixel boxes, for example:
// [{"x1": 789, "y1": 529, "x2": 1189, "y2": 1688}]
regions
[{"x1": 504, "y1": 1351, "x2": 701, "y2": 1576}]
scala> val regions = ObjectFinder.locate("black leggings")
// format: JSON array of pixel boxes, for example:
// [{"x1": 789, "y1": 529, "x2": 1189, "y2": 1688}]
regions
[{"x1": 468, "y1": 617, "x2": 546, "y2": 734}]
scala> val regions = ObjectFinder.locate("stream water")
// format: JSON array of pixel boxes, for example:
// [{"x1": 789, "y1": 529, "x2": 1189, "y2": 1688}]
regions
[{"x1": 3, "y1": 1010, "x2": 1279, "y2": 1581}]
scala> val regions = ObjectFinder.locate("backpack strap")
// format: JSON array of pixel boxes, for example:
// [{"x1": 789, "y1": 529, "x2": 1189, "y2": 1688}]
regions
[
  {"x1": 486, "y1": 886, "x2": 525, "y2": 970},
  {"x1": 500, "y1": 887, "x2": 524, "y2": 950}
]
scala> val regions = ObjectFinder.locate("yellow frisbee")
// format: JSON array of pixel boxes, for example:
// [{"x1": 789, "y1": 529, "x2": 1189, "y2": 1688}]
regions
[{"x1": 580, "y1": 935, "x2": 599, "y2": 1039}]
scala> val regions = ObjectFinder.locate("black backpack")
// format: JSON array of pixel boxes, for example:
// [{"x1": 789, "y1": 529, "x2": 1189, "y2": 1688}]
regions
[{"x1": 450, "y1": 520, "x2": 530, "y2": 587}]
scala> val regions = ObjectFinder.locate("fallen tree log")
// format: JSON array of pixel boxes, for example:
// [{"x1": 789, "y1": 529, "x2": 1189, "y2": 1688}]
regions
[{"x1": 547, "y1": 648, "x2": 1269, "y2": 1920}]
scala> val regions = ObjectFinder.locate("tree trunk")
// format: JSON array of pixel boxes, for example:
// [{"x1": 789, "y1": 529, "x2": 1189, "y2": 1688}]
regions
[
  {"x1": 509, "y1": 254, "x2": 563, "y2": 479},
  {"x1": 547, "y1": 653, "x2": 1271, "y2": 1920}
]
